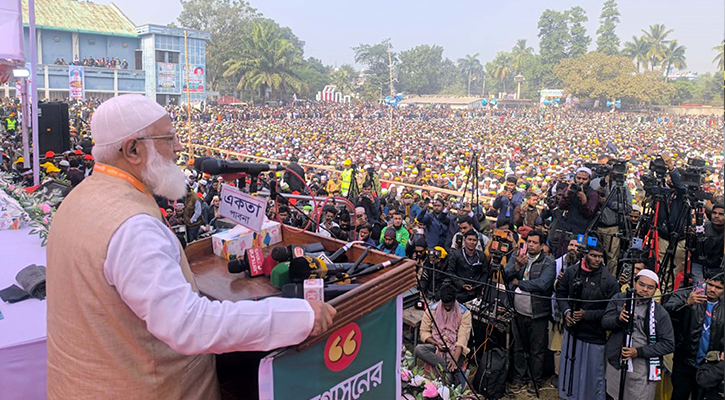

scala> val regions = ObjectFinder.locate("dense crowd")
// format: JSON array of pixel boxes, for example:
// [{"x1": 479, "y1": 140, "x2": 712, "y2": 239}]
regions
[{"x1": 1, "y1": 97, "x2": 723, "y2": 400}]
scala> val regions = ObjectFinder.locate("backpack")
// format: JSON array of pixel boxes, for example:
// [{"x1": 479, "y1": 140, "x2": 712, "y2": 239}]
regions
[{"x1": 472, "y1": 347, "x2": 508, "y2": 399}]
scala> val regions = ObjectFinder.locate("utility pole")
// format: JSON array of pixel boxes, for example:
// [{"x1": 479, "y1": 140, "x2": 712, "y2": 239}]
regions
[{"x1": 387, "y1": 39, "x2": 394, "y2": 135}]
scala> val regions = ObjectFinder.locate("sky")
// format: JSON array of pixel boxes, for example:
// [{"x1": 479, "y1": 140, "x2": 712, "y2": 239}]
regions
[{"x1": 102, "y1": 0, "x2": 723, "y2": 74}]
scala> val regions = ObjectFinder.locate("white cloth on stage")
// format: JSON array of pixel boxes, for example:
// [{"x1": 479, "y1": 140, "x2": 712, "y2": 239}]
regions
[{"x1": 105, "y1": 214, "x2": 315, "y2": 354}]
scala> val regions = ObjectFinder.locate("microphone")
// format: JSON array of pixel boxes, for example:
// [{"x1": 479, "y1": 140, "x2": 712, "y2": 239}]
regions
[
  {"x1": 270, "y1": 243, "x2": 327, "y2": 262},
  {"x1": 288, "y1": 256, "x2": 368, "y2": 283},
  {"x1": 352, "y1": 257, "x2": 405, "y2": 277},
  {"x1": 200, "y1": 158, "x2": 284, "y2": 176},
  {"x1": 193, "y1": 156, "x2": 212, "y2": 173},
  {"x1": 327, "y1": 241, "x2": 364, "y2": 262},
  {"x1": 227, "y1": 248, "x2": 266, "y2": 276},
  {"x1": 281, "y1": 283, "x2": 360, "y2": 300}
]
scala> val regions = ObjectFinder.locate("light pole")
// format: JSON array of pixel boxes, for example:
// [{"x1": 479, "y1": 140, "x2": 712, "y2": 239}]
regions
[{"x1": 514, "y1": 73, "x2": 525, "y2": 100}]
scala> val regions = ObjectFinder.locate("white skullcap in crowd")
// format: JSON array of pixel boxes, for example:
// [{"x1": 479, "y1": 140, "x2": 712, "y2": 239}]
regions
[
  {"x1": 91, "y1": 94, "x2": 168, "y2": 147},
  {"x1": 636, "y1": 269, "x2": 659, "y2": 287},
  {"x1": 576, "y1": 166, "x2": 593, "y2": 177}
]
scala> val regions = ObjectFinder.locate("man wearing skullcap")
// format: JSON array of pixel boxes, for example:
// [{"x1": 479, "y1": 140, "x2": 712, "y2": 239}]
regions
[
  {"x1": 603, "y1": 269, "x2": 674, "y2": 400},
  {"x1": 82, "y1": 153, "x2": 95, "y2": 177},
  {"x1": 46, "y1": 95, "x2": 335, "y2": 400}
]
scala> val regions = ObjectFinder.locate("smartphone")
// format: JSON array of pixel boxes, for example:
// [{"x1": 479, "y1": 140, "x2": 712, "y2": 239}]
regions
[{"x1": 519, "y1": 243, "x2": 528, "y2": 257}]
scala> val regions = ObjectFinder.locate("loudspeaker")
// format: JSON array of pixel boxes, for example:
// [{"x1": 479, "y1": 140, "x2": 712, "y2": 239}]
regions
[{"x1": 38, "y1": 102, "x2": 70, "y2": 154}]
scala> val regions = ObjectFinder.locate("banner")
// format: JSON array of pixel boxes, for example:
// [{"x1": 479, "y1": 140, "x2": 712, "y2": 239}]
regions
[
  {"x1": 157, "y1": 62, "x2": 177, "y2": 90},
  {"x1": 218, "y1": 184, "x2": 266, "y2": 232},
  {"x1": 259, "y1": 296, "x2": 402, "y2": 400},
  {"x1": 69, "y1": 66, "x2": 84, "y2": 99},
  {"x1": 182, "y1": 64, "x2": 205, "y2": 93},
  {"x1": 0, "y1": 0, "x2": 25, "y2": 62}
]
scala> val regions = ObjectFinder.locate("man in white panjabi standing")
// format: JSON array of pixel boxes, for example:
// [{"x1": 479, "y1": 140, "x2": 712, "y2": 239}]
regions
[{"x1": 46, "y1": 94, "x2": 336, "y2": 399}]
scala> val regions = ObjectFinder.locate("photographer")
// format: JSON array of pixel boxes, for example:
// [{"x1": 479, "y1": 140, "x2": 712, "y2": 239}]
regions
[
  {"x1": 445, "y1": 230, "x2": 487, "y2": 302},
  {"x1": 590, "y1": 166, "x2": 633, "y2": 275},
  {"x1": 444, "y1": 201, "x2": 481, "y2": 248},
  {"x1": 557, "y1": 167, "x2": 599, "y2": 252},
  {"x1": 602, "y1": 270, "x2": 674, "y2": 400},
  {"x1": 514, "y1": 191, "x2": 541, "y2": 229},
  {"x1": 450, "y1": 215, "x2": 489, "y2": 252},
  {"x1": 652, "y1": 153, "x2": 688, "y2": 277},
  {"x1": 505, "y1": 230, "x2": 556, "y2": 394},
  {"x1": 556, "y1": 243, "x2": 619, "y2": 400},
  {"x1": 419, "y1": 246, "x2": 448, "y2": 301},
  {"x1": 493, "y1": 175, "x2": 525, "y2": 226},
  {"x1": 664, "y1": 274, "x2": 725, "y2": 400},
  {"x1": 355, "y1": 181, "x2": 381, "y2": 223},
  {"x1": 416, "y1": 202, "x2": 447, "y2": 248},
  {"x1": 691, "y1": 204, "x2": 724, "y2": 283}
]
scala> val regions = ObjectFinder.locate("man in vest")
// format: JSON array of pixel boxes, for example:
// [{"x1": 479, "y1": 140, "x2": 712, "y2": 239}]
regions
[
  {"x1": 6, "y1": 112, "x2": 17, "y2": 136},
  {"x1": 46, "y1": 94, "x2": 336, "y2": 400},
  {"x1": 340, "y1": 159, "x2": 353, "y2": 197}
]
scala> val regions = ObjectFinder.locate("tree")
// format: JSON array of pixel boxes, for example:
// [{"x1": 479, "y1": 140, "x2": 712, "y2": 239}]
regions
[
  {"x1": 661, "y1": 40, "x2": 687, "y2": 77},
  {"x1": 713, "y1": 41, "x2": 724, "y2": 70},
  {"x1": 223, "y1": 19, "x2": 306, "y2": 101},
  {"x1": 457, "y1": 53, "x2": 481, "y2": 96},
  {"x1": 555, "y1": 52, "x2": 671, "y2": 104},
  {"x1": 353, "y1": 40, "x2": 396, "y2": 100},
  {"x1": 439, "y1": 58, "x2": 466, "y2": 95},
  {"x1": 177, "y1": 0, "x2": 260, "y2": 92},
  {"x1": 538, "y1": 9, "x2": 571, "y2": 66},
  {"x1": 511, "y1": 39, "x2": 534, "y2": 73},
  {"x1": 397, "y1": 45, "x2": 445, "y2": 95},
  {"x1": 295, "y1": 57, "x2": 331, "y2": 99},
  {"x1": 329, "y1": 64, "x2": 358, "y2": 96},
  {"x1": 642, "y1": 23, "x2": 673, "y2": 70},
  {"x1": 622, "y1": 36, "x2": 649, "y2": 72},
  {"x1": 567, "y1": 6, "x2": 591, "y2": 58},
  {"x1": 595, "y1": 0, "x2": 621, "y2": 55},
  {"x1": 489, "y1": 52, "x2": 512, "y2": 93},
  {"x1": 670, "y1": 79, "x2": 695, "y2": 104}
]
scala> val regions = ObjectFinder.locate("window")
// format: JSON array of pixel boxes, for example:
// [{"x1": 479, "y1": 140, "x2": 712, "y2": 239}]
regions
[
  {"x1": 168, "y1": 52, "x2": 179, "y2": 64},
  {"x1": 156, "y1": 50, "x2": 165, "y2": 62}
]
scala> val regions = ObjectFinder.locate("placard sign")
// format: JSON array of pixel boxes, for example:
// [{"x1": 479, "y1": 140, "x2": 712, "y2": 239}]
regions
[{"x1": 219, "y1": 184, "x2": 266, "y2": 232}]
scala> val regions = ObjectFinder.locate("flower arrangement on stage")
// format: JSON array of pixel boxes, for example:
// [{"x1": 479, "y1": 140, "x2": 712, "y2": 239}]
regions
[
  {"x1": 0, "y1": 172, "x2": 61, "y2": 246},
  {"x1": 400, "y1": 350, "x2": 476, "y2": 400}
]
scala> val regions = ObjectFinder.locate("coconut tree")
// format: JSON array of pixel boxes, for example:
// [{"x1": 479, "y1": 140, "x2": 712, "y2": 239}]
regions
[
  {"x1": 713, "y1": 40, "x2": 724, "y2": 70},
  {"x1": 511, "y1": 39, "x2": 534, "y2": 73},
  {"x1": 641, "y1": 23, "x2": 673, "y2": 70},
  {"x1": 457, "y1": 53, "x2": 481, "y2": 96},
  {"x1": 622, "y1": 35, "x2": 649, "y2": 72},
  {"x1": 661, "y1": 40, "x2": 687, "y2": 77}
]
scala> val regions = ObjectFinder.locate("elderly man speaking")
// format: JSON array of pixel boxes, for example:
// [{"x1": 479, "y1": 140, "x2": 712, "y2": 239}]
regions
[{"x1": 46, "y1": 95, "x2": 336, "y2": 399}]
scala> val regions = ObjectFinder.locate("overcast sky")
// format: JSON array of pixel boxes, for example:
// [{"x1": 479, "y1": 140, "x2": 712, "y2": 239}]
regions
[{"x1": 102, "y1": 0, "x2": 723, "y2": 73}]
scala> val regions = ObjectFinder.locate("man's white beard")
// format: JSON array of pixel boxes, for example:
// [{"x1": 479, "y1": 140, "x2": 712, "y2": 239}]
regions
[{"x1": 142, "y1": 144, "x2": 187, "y2": 200}]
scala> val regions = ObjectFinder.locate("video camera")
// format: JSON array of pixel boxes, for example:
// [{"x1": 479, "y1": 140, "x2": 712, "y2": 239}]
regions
[
  {"x1": 585, "y1": 158, "x2": 628, "y2": 184},
  {"x1": 489, "y1": 229, "x2": 513, "y2": 268},
  {"x1": 681, "y1": 158, "x2": 713, "y2": 201},
  {"x1": 428, "y1": 248, "x2": 442, "y2": 259}
]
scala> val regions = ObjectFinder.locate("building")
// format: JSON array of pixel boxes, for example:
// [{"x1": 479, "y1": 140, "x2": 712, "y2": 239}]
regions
[{"x1": 0, "y1": 0, "x2": 209, "y2": 104}]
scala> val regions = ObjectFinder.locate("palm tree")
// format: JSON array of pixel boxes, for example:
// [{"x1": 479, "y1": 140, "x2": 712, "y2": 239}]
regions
[
  {"x1": 223, "y1": 20, "x2": 306, "y2": 101},
  {"x1": 641, "y1": 23, "x2": 673, "y2": 70},
  {"x1": 661, "y1": 40, "x2": 687, "y2": 77},
  {"x1": 491, "y1": 53, "x2": 512, "y2": 93},
  {"x1": 713, "y1": 41, "x2": 724, "y2": 70},
  {"x1": 511, "y1": 39, "x2": 533, "y2": 73},
  {"x1": 457, "y1": 53, "x2": 481, "y2": 96},
  {"x1": 622, "y1": 36, "x2": 649, "y2": 72}
]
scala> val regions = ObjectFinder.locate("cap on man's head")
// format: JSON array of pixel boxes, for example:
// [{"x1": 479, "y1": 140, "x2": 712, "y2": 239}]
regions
[
  {"x1": 91, "y1": 94, "x2": 168, "y2": 147},
  {"x1": 59, "y1": 160, "x2": 70, "y2": 167},
  {"x1": 83, "y1": 154, "x2": 94, "y2": 161},
  {"x1": 45, "y1": 151, "x2": 55, "y2": 159}
]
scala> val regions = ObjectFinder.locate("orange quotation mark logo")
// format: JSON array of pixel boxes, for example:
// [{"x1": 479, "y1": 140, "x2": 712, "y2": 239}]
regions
[{"x1": 324, "y1": 322, "x2": 361, "y2": 372}]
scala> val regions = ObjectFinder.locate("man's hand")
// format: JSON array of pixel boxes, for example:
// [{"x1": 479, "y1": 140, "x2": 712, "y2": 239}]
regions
[
  {"x1": 511, "y1": 278, "x2": 519, "y2": 287},
  {"x1": 557, "y1": 271, "x2": 565, "y2": 281},
  {"x1": 565, "y1": 311, "x2": 576, "y2": 327},
  {"x1": 662, "y1": 152, "x2": 674, "y2": 170},
  {"x1": 621, "y1": 347, "x2": 638, "y2": 360},
  {"x1": 577, "y1": 190, "x2": 587, "y2": 203},
  {"x1": 307, "y1": 300, "x2": 337, "y2": 338},
  {"x1": 447, "y1": 358, "x2": 457, "y2": 372},
  {"x1": 572, "y1": 310, "x2": 585, "y2": 322},
  {"x1": 619, "y1": 307, "x2": 630, "y2": 323},
  {"x1": 514, "y1": 252, "x2": 527, "y2": 270},
  {"x1": 687, "y1": 289, "x2": 707, "y2": 306},
  {"x1": 462, "y1": 284, "x2": 473, "y2": 292}
]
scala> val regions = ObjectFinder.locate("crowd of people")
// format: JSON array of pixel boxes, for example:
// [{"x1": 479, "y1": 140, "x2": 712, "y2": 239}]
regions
[
  {"x1": 1, "y1": 96, "x2": 723, "y2": 400},
  {"x1": 53, "y1": 55, "x2": 129, "y2": 69}
]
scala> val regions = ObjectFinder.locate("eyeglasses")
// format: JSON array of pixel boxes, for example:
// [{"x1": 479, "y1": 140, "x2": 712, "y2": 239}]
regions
[
  {"x1": 356, "y1": 214, "x2": 365, "y2": 218},
  {"x1": 636, "y1": 280, "x2": 656, "y2": 291},
  {"x1": 136, "y1": 134, "x2": 178, "y2": 143}
]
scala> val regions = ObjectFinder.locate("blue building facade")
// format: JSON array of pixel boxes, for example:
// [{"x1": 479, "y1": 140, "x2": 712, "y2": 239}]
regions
[{"x1": 2, "y1": 0, "x2": 208, "y2": 105}]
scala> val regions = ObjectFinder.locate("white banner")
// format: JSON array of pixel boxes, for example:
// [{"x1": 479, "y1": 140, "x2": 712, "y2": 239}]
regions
[
  {"x1": 0, "y1": 0, "x2": 25, "y2": 62},
  {"x1": 219, "y1": 184, "x2": 266, "y2": 232},
  {"x1": 69, "y1": 65, "x2": 84, "y2": 99}
]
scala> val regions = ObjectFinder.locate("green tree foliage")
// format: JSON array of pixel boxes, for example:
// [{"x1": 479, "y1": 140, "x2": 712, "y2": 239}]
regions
[
  {"x1": 177, "y1": 0, "x2": 260, "y2": 92},
  {"x1": 397, "y1": 45, "x2": 445, "y2": 95},
  {"x1": 713, "y1": 41, "x2": 724, "y2": 70},
  {"x1": 642, "y1": 23, "x2": 673, "y2": 70},
  {"x1": 353, "y1": 40, "x2": 396, "y2": 100},
  {"x1": 329, "y1": 64, "x2": 358, "y2": 96},
  {"x1": 670, "y1": 79, "x2": 695, "y2": 104},
  {"x1": 457, "y1": 53, "x2": 482, "y2": 96},
  {"x1": 295, "y1": 57, "x2": 332, "y2": 99},
  {"x1": 538, "y1": 9, "x2": 571, "y2": 66},
  {"x1": 595, "y1": 0, "x2": 621, "y2": 55},
  {"x1": 661, "y1": 40, "x2": 687, "y2": 75},
  {"x1": 622, "y1": 36, "x2": 650, "y2": 72},
  {"x1": 223, "y1": 19, "x2": 306, "y2": 100},
  {"x1": 555, "y1": 53, "x2": 671, "y2": 104},
  {"x1": 567, "y1": 6, "x2": 591, "y2": 58},
  {"x1": 511, "y1": 40, "x2": 534, "y2": 73},
  {"x1": 439, "y1": 58, "x2": 466, "y2": 95}
]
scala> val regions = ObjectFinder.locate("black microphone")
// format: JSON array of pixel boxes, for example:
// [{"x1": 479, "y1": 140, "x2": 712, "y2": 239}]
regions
[
  {"x1": 200, "y1": 158, "x2": 284, "y2": 176},
  {"x1": 193, "y1": 156, "x2": 212, "y2": 173},
  {"x1": 270, "y1": 243, "x2": 327, "y2": 262},
  {"x1": 288, "y1": 256, "x2": 368, "y2": 283},
  {"x1": 281, "y1": 283, "x2": 360, "y2": 300}
]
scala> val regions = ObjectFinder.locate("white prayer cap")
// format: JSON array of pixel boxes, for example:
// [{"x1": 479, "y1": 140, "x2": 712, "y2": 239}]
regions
[
  {"x1": 576, "y1": 166, "x2": 593, "y2": 177},
  {"x1": 91, "y1": 94, "x2": 168, "y2": 147},
  {"x1": 636, "y1": 269, "x2": 659, "y2": 287}
]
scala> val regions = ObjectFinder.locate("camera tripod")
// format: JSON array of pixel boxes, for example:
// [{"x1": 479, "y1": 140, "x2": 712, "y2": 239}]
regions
[{"x1": 460, "y1": 149, "x2": 482, "y2": 218}]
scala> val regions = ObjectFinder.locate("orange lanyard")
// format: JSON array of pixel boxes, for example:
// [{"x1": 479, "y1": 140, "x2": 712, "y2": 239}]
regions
[{"x1": 93, "y1": 163, "x2": 152, "y2": 198}]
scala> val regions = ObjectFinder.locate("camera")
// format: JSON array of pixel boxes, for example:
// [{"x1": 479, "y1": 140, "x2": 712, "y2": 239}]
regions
[
  {"x1": 428, "y1": 248, "x2": 442, "y2": 259},
  {"x1": 585, "y1": 159, "x2": 627, "y2": 184},
  {"x1": 569, "y1": 182, "x2": 581, "y2": 193},
  {"x1": 649, "y1": 157, "x2": 668, "y2": 178},
  {"x1": 681, "y1": 158, "x2": 713, "y2": 201},
  {"x1": 489, "y1": 229, "x2": 513, "y2": 268}
]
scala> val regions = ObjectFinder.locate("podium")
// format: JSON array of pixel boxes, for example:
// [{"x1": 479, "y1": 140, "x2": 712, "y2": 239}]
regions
[{"x1": 185, "y1": 228, "x2": 416, "y2": 400}]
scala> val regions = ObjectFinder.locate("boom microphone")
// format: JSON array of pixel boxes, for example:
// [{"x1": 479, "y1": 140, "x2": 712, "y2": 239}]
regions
[{"x1": 200, "y1": 158, "x2": 284, "y2": 176}]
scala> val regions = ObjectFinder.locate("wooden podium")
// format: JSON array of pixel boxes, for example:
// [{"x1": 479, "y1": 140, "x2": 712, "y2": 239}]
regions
[{"x1": 185, "y1": 227, "x2": 416, "y2": 399}]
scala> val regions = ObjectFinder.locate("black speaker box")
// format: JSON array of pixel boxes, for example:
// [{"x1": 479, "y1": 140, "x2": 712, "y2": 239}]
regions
[{"x1": 38, "y1": 102, "x2": 70, "y2": 154}]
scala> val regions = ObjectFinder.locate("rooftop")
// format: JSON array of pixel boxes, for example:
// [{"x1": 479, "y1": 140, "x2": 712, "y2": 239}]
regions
[{"x1": 21, "y1": 0, "x2": 137, "y2": 37}]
